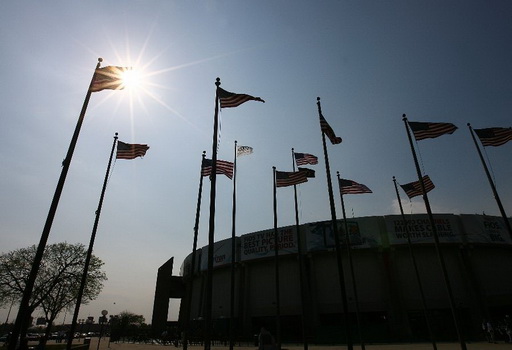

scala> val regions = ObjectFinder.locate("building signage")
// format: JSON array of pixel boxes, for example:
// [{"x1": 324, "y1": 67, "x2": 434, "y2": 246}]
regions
[
  {"x1": 200, "y1": 237, "x2": 234, "y2": 271},
  {"x1": 384, "y1": 214, "x2": 461, "y2": 244},
  {"x1": 241, "y1": 226, "x2": 298, "y2": 261},
  {"x1": 459, "y1": 214, "x2": 512, "y2": 245}
]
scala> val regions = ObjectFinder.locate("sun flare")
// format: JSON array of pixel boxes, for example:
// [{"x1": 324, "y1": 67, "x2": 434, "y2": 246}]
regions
[{"x1": 121, "y1": 68, "x2": 142, "y2": 90}]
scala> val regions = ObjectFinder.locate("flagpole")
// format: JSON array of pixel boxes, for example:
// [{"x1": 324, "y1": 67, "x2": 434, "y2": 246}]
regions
[
  {"x1": 403, "y1": 115, "x2": 467, "y2": 350},
  {"x1": 183, "y1": 151, "x2": 206, "y2": 350},
  {"x1": 272, "y1": 167, "x2": 282, "y2": 350},
  {"x1": 336, "y1": 172, "x2": 365, "y2": 350},
  {"x1": 392, "y1": 176, "x2": 437, "y2": 350},
  {"x1": 8, "y1": 58, "x2": 103, "y2": 350},
  {"x1": 204, "y1": 78, "x2": 222, "y2": 350},
  {"x1": 229, "y1": 141, "x2": 238, "y2": 350},
  {"x1": 317, "y1": 97, "x2": 352, "y2": 350},
  {"x1": 467, "y1": 123, "x2": 512, "y2": 238},
  {"x1": 291, "y1": 149, "x2": 309, "y2": 350},
  {"x1": 66, "y1": 132, "x2": 118, "y2": 350}
]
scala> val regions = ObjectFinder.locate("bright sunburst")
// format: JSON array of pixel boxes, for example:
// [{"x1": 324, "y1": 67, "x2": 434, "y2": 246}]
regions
[
  {"x1": 93, "y1": 30, "x2": 235, "y2": 128},
  {"x1": 120, "y1": 68, "x2": 143, "y2": 91}
]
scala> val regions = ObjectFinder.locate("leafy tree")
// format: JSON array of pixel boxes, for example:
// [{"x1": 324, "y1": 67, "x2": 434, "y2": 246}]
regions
[
  {"x1": 0, "y1": 242, "x2": 107, "y2": 344},
  {"x1": 110, "y1": 311, "x2": 147, "y2": 342}
]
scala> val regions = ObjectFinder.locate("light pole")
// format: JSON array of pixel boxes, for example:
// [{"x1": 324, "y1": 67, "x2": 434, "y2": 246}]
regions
[{"x1": 97, "y1": 310, "x2": 108, "y2": 350}]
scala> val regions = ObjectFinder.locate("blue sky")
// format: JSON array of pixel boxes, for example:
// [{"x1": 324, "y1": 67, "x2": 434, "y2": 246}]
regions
[{"x1": 1, "y1": 1, "x2": 511, "y2": 324}]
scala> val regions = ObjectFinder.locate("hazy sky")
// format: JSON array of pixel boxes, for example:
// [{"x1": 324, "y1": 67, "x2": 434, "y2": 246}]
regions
[{"x1": 1, "y1": 1, "x2": 511, "y2": 324}]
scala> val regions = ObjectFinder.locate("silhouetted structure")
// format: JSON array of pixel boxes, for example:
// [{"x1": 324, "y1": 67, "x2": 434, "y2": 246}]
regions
[{"x1": 153, "y1": 214, "x2": 512, "y2": 345}]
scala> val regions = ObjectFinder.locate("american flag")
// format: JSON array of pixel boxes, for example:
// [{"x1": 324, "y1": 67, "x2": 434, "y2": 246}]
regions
[
  {"x1": 338, "y1": 179, "x2": 372, "y2": 195},
  {"x1": 474, "y1": 127, "x2": 512, "y2": 147},
  {"x1": 275, "y1": 170, "x2": 308, "y2": 187},
  {"x1": 400, "y1": 175, "x2": 435, "y2": 199},
  {"x1": 319, "y1": 115, "x2": 342, "y2": 144},
  {"x1": 116, "y1": 141, "x2": 149, "y2": 160},
  {"x1": 408, "y1": 121, "x2": 457, "y2": 141},
  {"x1": 237, "y1": 145, "x2": 254, "y2": 157},
  {"x1": 202, "y1": 158, "x2": 234, "y2": 179},
  {"x1": 218, "y1": 87, "x2": 265, "y2": 108},
  {"x1": 294, "y1": 152, "x2": 318, "y2": 166},
  {"x1": 90, "y1": 66, "x2": 130, "y2": 92},
  {"x1": 298, "y1": 167, "x2": 315, "y2": 178}
]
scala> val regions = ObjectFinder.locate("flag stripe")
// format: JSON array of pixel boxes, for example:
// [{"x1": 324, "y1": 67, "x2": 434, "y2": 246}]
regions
[
  {"x1": 320, "y1": 115, "x2": 342, "y2": 144},
  {"x1": 90, "y1": 66, "x2": 129, "y2": 92},
  {"x1": 218, "y1": 87, "x2": 265, "y2": 108},
  {"x1": 116, "y1": 141, "x2": 149, "y2": 159},
  {"x1": 202, "y1": 159, "x2": 234, "y2": 179},
  {"x1": 400, "y1": 175, "x2": 435, "y2": 199},
  {"x1": 474, "y1": 127, "x2": 512, "y2": 147},
  {"x1": 294, "y1": 152, "x2": 318, "y2": 166},
  {"x1": 275, "y1": 170, "x2": 308, "y2": 187},
  {"x1": 298, "y1": 167, "x2": 315, "y2": 178},
  {"x1": 408, "y1": 121, "x2": 458, "y2": 140},
  {"x1": 339, "y1": 179, "x2": 372, "y2": 194}
]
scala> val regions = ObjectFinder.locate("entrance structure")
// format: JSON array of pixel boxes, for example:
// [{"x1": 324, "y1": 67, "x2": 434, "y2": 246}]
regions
[{"x1": 151, "y1": 257, "x2": 186, "y2": 338}]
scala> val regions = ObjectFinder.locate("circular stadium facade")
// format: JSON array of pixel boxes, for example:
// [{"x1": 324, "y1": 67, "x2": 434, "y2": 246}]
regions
[{"x1": 155, "y1": 213, "x2": 512, "y2": 344}]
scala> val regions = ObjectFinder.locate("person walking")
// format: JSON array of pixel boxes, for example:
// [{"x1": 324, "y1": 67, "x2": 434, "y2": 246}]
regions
[
  {"x1": 258, "y1": 327, "x2": 275, "y2": 350},
  {"x1": 486, "y1": 320, "x2": 497, "y2": 343}
]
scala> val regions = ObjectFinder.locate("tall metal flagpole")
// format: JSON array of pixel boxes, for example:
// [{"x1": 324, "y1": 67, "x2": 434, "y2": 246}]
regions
[
  {"x1": 229, "y1": 141, "x2": 238, "y2": 350},
  {"x1": 392, "y1": 176, "x2": 437, "y2": 350},
  {"x1": 66, "y1": 133, "x2": 118, "y2": 350},
  {"x1": 8, "y1": 58, "x2": 103, "y2": 350},
  {"x1": 291, "y1": 149, "x2": 309, "y2": 350},
  {"x1": 272, "y1": 167, "x2": 282, "y2": 350},
  {"x1": 467, "y1": 123, "x2": 512, "y2": 238},
  {"x1": 317, "y1": 97, "x2": 352, "y2": 350},
  {"x1": 336, "y1": 172, "x2": 365, "y2": 350},
  {"x1": 204, "y1": 78, "x2": 221, "y2": 350},
  {"x1": 403, "y1": 115, "x2": 467, "y2": 350},
  {"x1": 183, "y1": 151, "x2": 206, "y2": 350}
]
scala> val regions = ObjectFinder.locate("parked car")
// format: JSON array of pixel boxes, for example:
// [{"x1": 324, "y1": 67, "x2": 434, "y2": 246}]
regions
[{"x1": 26, "y1": 333, "x2": 41, "y2": 341}]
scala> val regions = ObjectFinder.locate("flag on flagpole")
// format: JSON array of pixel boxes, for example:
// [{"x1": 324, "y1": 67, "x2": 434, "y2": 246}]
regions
[
  {"x1": 408, "y1": 121, "x2": 458, "y2": 140},
  {"x1": 276, "y1": 170, "x2": 308, "y2": 187},
  {"x1": 298, "y1": 167, "x2": 315, "y2": 178},
  {"x1": 116, "y1": 141, "x2": 149, "y2": 159},
  {"x1": 320, "y1": 115, "x2": 342, "y2": 144},
  {"x1": 339, "y1": 179, "x2": 372, "y2": 194},
  {"x1": 90, "y1": 66, "x2": 130, "y2": 92},
  {"x1": 294, "y1": 152, "x2": 318, "y2": 165},
  {"x1": 237, "y1": 145, "x2": 254, "y2": 157},
  {"x1": 400, "y1": 175, "x2": 435, "y2": 199},
  {"x1": 202, "y1": 158, "x2": 234, "y2": 179},
  {"x1": 474, "y1": 127, "x2": 512, "y2": 147},
  {"x1": 218, "y1": 87, "x2": 265, "y2": 108}
]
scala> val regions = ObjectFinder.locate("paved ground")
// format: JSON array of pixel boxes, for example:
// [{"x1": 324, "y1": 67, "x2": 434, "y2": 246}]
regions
[{"x1": 79, "y1": 337, "x2": 512, "y2": 350}]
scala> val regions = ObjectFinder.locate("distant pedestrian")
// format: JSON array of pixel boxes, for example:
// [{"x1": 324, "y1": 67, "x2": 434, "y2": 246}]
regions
[
  {"x1": 487, "y1": 320, "x2": 496, "y2": 343},
  {"x1": 258, "y1": 327, "x2": 275, "y2": 350},
  {"x1": 505, "y1": 315, "x2": 512, "y2": 343},
  {"x1": 482, "y1": 320, "x2": 490, "y2": 342},
  {"x1": 161, "y1": 330, "x2": 169, "y2": 345}
]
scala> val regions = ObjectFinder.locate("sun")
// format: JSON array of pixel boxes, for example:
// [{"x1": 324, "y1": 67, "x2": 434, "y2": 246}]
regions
[{"x1": 120, "y1": 68, "x2": 142, "y2": 90}]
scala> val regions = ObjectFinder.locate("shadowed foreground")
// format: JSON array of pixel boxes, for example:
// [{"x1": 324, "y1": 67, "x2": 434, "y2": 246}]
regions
[{"x1": 38, "y1": 337, "x2": 511, "y2": 350}]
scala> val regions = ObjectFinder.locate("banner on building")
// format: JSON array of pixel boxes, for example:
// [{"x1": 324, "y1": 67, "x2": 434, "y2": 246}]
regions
[
  {"x1": 306, "y1": 217, "x2": 382, "y2": 251},
  {"x1": 241, "y1": 226, "x2": 298, "y2": 261},
  {"x1": 459, "y1": 215, "x2": 512, "y2": 245},
  {"x1": 384, "y1": 214, "x2": 461, "y2": 245},
  {"x1": 200, "y1": 237, "x2": 236, "y2": 271}
]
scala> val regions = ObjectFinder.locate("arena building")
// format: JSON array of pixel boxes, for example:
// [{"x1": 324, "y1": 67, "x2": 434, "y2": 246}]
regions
[{"x1": 152, "y1": 213, "x2": 512, "y2": 344}]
